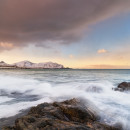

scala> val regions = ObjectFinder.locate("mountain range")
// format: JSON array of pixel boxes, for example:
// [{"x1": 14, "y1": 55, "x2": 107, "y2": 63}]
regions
[{"x1": 0, "y1": 61, "x2": 65, "y2": 69}]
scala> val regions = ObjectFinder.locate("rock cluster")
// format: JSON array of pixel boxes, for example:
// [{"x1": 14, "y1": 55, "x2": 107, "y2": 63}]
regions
[
  {"x1": 3, "y1": 99, "x2": 121, "y2": 130},
  {"x1": 114, "y1": 82, "x2": 130, "y2": 92}
]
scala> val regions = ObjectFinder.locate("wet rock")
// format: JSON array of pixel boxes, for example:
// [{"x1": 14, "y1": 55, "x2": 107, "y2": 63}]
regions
[
  {"x1": 0, "y1": 109, "x2": 30, "y2": 130},
  {"x1": 114, "y1": 82, "x2": 130, "y2": 92},
  {"x1": 2, "y1": 99, "x2": 121, "y2": 130}
]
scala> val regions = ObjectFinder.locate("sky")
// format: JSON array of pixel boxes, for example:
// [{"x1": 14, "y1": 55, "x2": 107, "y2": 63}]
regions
[{"x1": 0, "y1": 0, "x2": 130, "y2": 69}]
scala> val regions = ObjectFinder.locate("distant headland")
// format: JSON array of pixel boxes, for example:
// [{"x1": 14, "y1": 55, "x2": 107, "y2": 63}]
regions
[{"x1": 0, "y1": 61, "x2": 68, "y2": 69}]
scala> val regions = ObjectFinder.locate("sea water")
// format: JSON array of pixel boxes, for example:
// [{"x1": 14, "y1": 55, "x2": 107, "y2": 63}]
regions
[{"x1": 0, "y1": 69, "x2": 130, "y2": 129}]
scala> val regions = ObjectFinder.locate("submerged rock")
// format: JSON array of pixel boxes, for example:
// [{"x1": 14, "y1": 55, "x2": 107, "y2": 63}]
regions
[
  {"x1": 3, "y1": 99, "x2": 121, "y2": 130},
  {"x1": 114, "y1": 82, "x2": 130, "y2": 92},
  {"x1": 86, "y1": 86, "x2": 102, "y2": 93}
]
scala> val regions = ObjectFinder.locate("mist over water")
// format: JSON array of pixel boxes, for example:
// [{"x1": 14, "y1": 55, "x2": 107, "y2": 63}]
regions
[{"x1": 0, "y1": 69, "x2": 130, "y2": 129}]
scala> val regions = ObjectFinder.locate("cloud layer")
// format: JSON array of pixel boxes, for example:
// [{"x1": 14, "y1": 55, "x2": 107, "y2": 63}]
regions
[{"x1": 0, "y1": 0, "x2": 130, "y2": 50}]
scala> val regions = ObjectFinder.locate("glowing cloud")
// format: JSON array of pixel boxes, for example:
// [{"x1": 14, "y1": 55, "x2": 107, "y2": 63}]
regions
[
  {"x1": 69, "y1": 55, "x2": 74, "y2": 58},
  {"x1": 0, "y1": 42, "x2": 14, "y2": 50},
  {"x1": 97, "y1": 49, "x2": 107, "y2": 54}
]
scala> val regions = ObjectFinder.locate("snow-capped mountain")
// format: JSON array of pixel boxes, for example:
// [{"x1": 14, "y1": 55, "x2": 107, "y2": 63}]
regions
[
  {"x1": 0, "y1": 61, "x2": 14, "y2": 67},
  {"x1": 31, "y1": 62, "x2": 64, "y2": 69},
  {"x1": 13, "y1": 60, "x2": 34, "y2": 68},
  {"x1": 13, "y1": 60, "x2": 64, "y2": 69},
  {"x1": 0, "y1": 60, "x2": 65, "y2": 69}
]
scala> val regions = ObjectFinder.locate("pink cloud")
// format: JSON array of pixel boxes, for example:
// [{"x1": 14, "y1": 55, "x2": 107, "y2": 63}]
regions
[{"x1": 97, "y1": 49, "x2": 107, "y2": 53}]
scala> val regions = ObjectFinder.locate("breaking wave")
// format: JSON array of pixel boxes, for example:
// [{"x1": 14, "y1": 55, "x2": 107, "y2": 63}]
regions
[{"x1": 0, "y1": 71, "x2": 130, "y2": 129}]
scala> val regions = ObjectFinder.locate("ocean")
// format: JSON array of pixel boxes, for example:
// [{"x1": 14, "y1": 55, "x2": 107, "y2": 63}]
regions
[{"x1": 0, "y1": 69, "x2": 130, "y2": 129}]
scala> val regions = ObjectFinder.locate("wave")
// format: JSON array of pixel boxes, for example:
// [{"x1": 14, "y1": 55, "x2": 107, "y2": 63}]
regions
[{"x1": 0, "y1": 75, "x2": 130, "y2": 129}]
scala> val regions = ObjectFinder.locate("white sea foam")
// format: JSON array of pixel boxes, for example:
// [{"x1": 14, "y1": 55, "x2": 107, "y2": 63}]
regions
[
  {"x1": 0, "y1": 72, "x2": 130, "y2": 129},
  {"x1": 0, "y1": 96, "x2": 14, "y2": 103},
  {"x1": 0, "y1": 97, "x2": 52, "y2": 118}
]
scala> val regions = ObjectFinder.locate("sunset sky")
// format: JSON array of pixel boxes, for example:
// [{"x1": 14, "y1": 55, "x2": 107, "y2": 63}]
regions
[{"x1": 0, "y1": 0, "x2": 130, "y2": 69}]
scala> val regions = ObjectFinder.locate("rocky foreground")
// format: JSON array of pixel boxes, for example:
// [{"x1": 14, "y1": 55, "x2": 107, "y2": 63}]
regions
[{"x1": 3, "y1": 99, "x2": 121, "y2": 130}]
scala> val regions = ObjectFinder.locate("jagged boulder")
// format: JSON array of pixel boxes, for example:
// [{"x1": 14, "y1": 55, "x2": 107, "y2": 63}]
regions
[{"x1": 3, "y1": 99, "x2": 121, "y2": 130}]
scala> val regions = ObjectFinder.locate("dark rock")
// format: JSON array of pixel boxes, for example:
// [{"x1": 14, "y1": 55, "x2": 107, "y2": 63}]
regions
[
  {"x1": 0, "y1": 109, "x2": 30, "y2": 130},
  {"x1": 114, "y1": 82, "x2": 130, "y2": 92},
  {"x1": 2, "y1": 99, "x2": 121, "y2": 130}
]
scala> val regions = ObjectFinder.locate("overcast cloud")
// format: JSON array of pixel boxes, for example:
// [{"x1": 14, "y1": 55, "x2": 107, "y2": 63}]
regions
[{"x1": 0, "y1": 0, "x2": 130, "y2": 50}]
